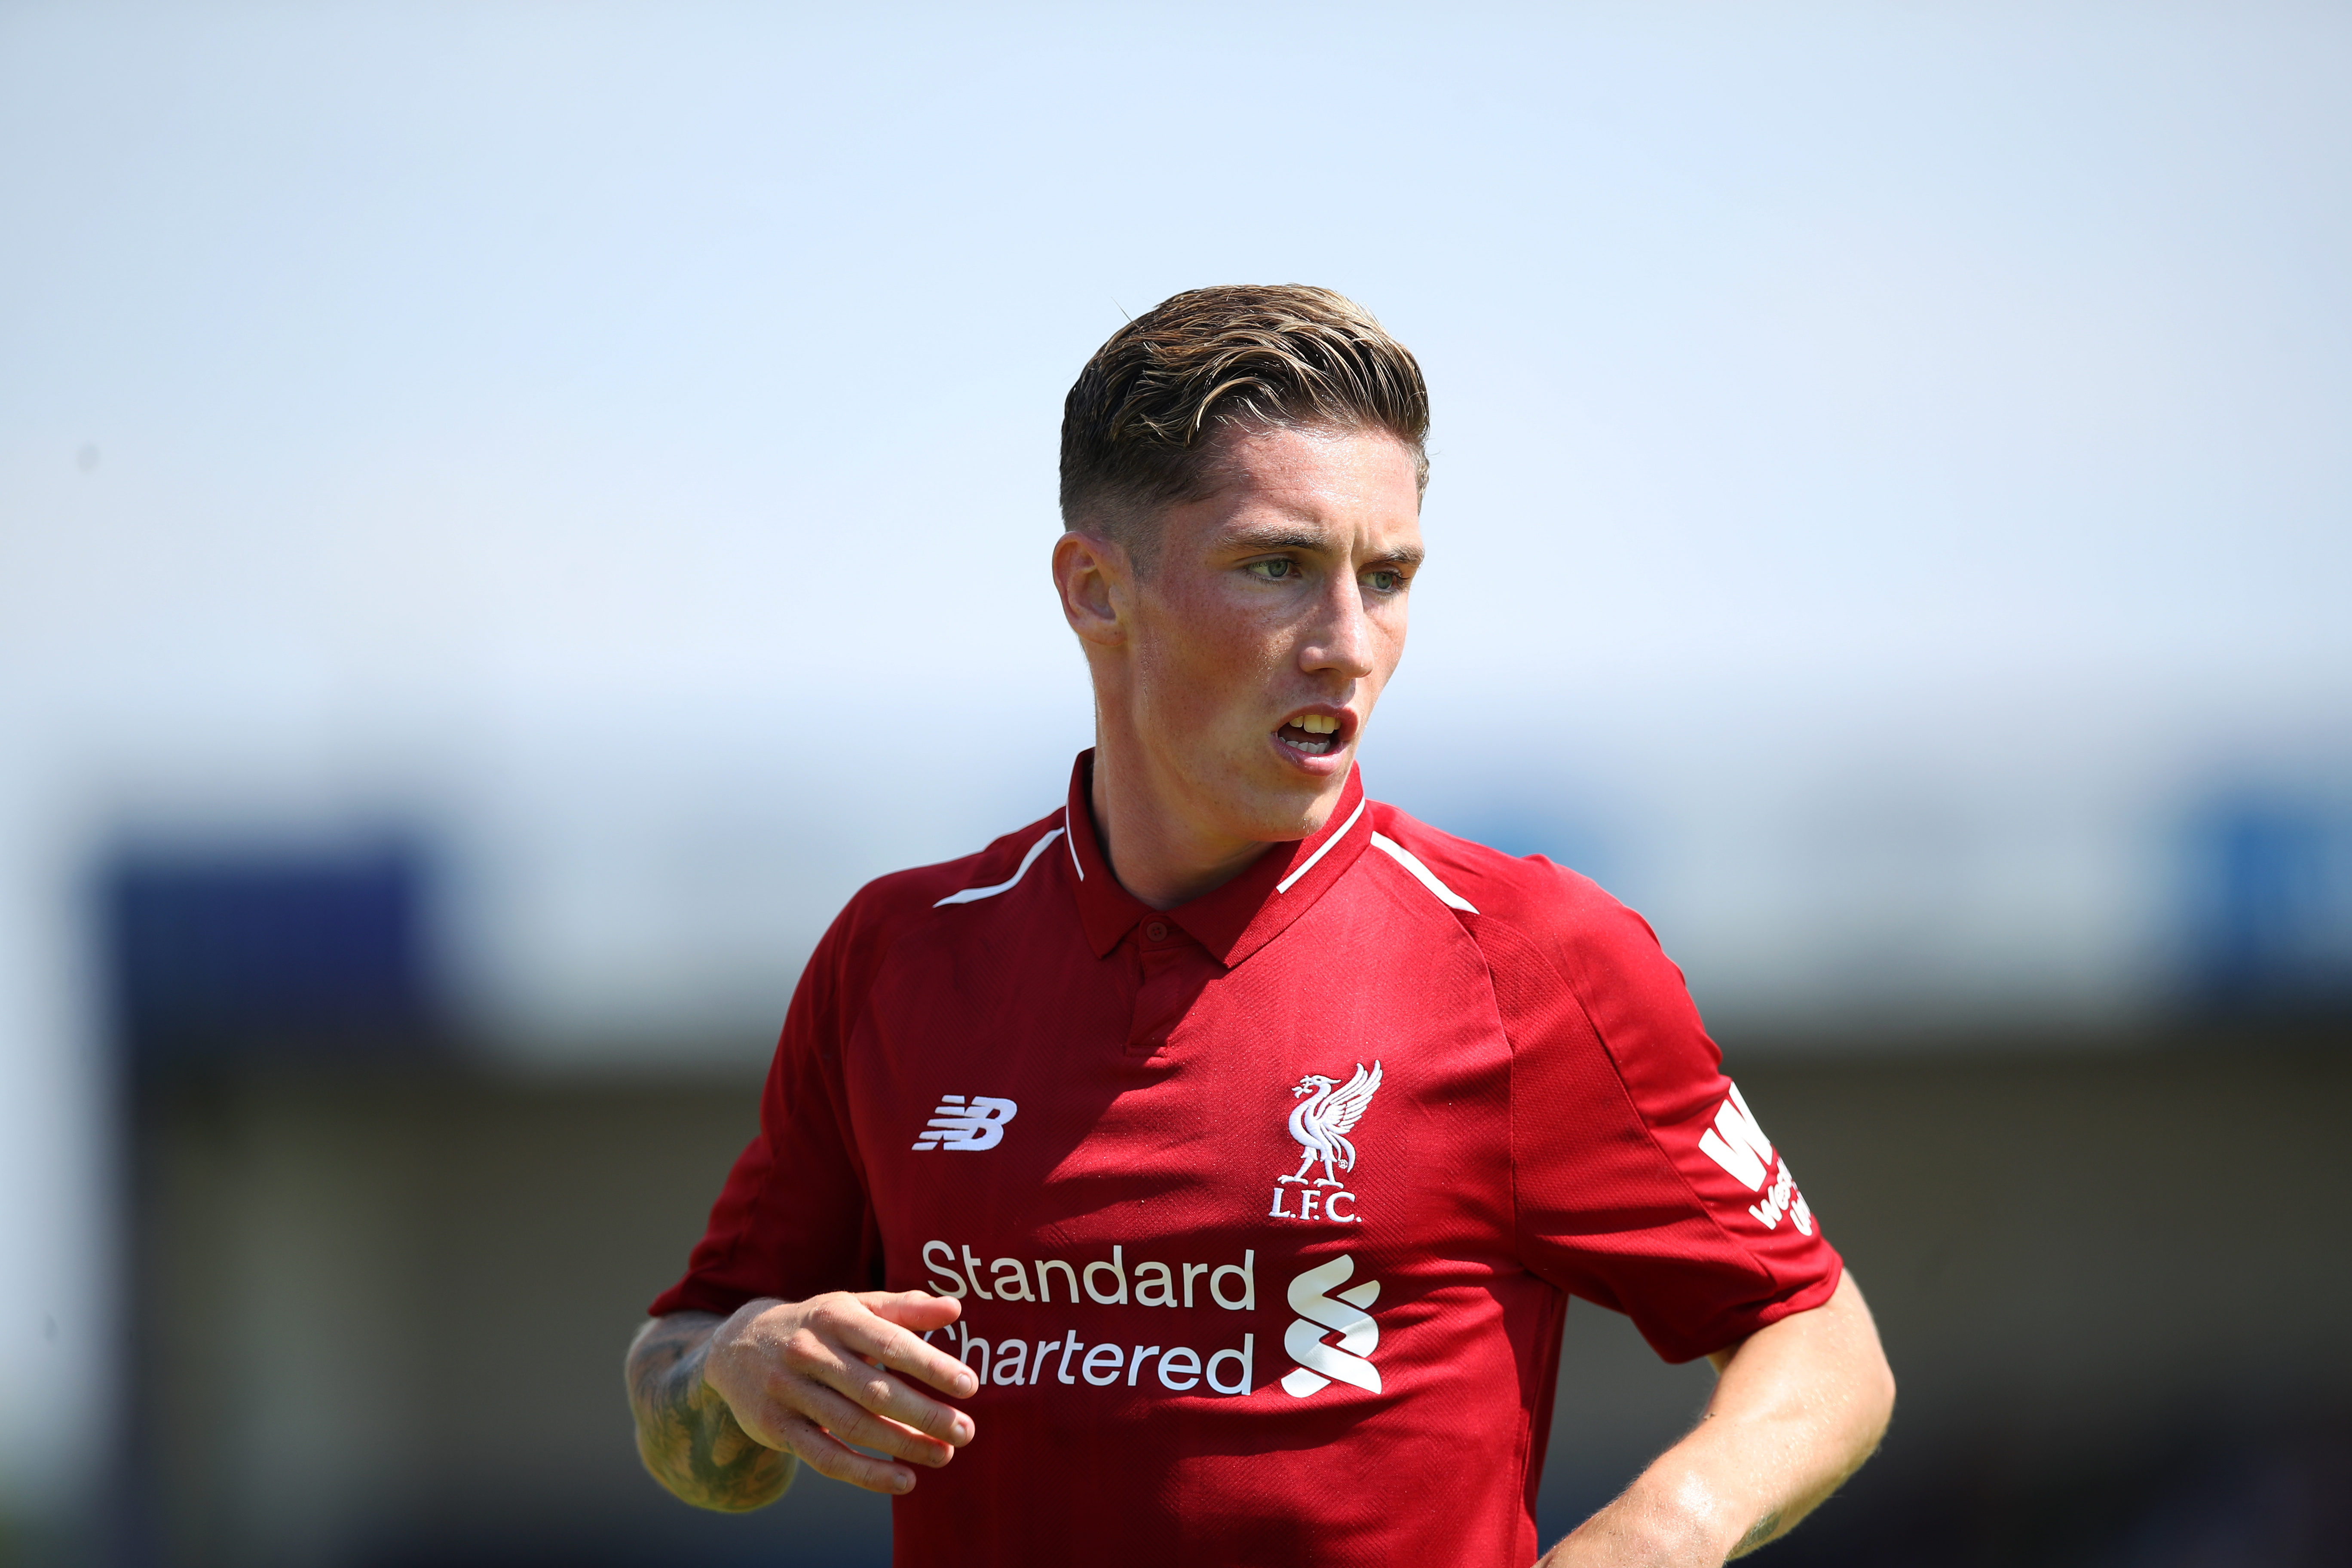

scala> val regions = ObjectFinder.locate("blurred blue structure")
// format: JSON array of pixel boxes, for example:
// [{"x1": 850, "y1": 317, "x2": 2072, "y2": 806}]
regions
[
  {"x1": 102, "y1": 839, "x2": 440, "y2": 1066},
  {"x1": 2186, "y1": 793, "x2": 2352, "y2": 1016}
]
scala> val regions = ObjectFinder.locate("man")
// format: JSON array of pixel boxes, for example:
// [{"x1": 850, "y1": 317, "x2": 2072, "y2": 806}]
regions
[{"x1": 626, "y1": 285, "x2": 1894, "y2": 1566}]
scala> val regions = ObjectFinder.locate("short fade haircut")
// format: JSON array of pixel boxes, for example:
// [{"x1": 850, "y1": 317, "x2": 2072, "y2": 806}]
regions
[{"x1": 1059, "y1": 284, "x2": 1430, "y2": 565}]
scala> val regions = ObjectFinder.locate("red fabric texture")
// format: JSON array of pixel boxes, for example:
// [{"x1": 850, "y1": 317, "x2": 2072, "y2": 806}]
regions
[{"x1": 649, "y1": 753, "x2": 1841, "y2": 1567}]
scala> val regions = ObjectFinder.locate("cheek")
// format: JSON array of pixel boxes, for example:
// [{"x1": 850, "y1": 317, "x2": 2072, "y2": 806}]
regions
[
  {"x1": 1137, "y1": 597, "x2": 1277, "y2": 699},
  {"x1": 1365, "y1": 603, "x2": 1410, "y2": 683}
]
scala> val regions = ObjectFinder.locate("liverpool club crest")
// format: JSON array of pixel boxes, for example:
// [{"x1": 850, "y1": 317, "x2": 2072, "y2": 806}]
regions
[{"x1": 1269, "y1": 1061, "x2": 1381, "y2": 1222}]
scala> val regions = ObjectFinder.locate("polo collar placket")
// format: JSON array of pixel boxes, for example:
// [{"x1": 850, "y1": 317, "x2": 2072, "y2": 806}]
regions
[{"x1": 1060, "y1": 750, "x2": 1373, "y2": 969}]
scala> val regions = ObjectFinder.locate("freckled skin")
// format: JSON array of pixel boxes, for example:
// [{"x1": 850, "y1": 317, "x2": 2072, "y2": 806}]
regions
[{"x1": 1052, "y1": 424, "x2": 1426, "y2": 910}]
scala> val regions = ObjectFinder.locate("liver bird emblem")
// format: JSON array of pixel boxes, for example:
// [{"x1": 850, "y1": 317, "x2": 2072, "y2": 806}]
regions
[{"x1": 1280, "y1": 1062, "x2": 1383, "y2": 1187}]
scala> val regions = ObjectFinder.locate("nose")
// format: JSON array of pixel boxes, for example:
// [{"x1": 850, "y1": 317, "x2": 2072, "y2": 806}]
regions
[{"x1": 1300, "y1": 572, "x2": 1377, "y2": 681}]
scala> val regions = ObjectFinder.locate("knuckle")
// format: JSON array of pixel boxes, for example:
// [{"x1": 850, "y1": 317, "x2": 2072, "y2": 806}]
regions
[
  {"x1": 805, "y1": 1449, "x2": 864, "y2": 1484},
  {"x1": 812, "y1": 1389, "x2": 873, "y2": 1438}
]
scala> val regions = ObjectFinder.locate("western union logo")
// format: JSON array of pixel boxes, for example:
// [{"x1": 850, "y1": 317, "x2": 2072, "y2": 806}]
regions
[{"x1": 1697, "y1": 1081, "x2": 1813, "y2": 1236}]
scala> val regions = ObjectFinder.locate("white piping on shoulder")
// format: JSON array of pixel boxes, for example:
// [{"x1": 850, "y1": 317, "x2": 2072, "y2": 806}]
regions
[
  {"x1": 934, "y1": 827, "x2": 1067, "y2": 907},
  {"x1": 1063, "y1": 811, "x2": 1085, "y2": 881},
  {"x1": 1276, "y1": 797, "x2": 1367, "y2": 894},
  {"x1": 1368, "y1": 832, "x2": 1479, "y2": 914}
]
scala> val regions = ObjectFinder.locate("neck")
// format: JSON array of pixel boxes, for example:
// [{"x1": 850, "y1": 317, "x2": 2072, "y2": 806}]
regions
[{"x1": 1087, "y1": 735, "x2": 1271, "y2": 912}]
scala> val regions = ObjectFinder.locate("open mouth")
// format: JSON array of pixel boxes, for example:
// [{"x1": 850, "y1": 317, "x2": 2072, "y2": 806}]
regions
[{"x1": 1275, "y1": 710, "x2": 1349, "y2": 760}]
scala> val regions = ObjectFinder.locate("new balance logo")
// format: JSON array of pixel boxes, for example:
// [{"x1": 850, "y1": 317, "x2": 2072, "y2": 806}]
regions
[
  {"x1": 1279, "y1": 1254, "x2": 1381, "y2": 1398},
  {"x1": 1695, "y1": 1081, "x2": 1813, "y2": 1236},
  {"x1": 913, "y1": 1095, "x2": 1019, "y2": 1152}
]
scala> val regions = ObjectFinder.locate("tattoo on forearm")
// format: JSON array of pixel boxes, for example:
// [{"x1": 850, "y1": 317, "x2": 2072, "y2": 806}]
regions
[
  {"x1": 1729, "y1": 1509, "x2": 1783, "y2": 1559},
  {"x1": 628, "y1": 1314, "x2": 796, "y2": 1513}
]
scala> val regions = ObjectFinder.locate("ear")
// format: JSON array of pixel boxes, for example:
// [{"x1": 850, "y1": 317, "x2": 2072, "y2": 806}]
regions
[{"x1": 1052, "y1": 529, "x2": 1132, "y2": 649}]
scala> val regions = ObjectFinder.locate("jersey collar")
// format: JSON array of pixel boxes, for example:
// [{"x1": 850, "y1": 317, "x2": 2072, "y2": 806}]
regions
[{"x1": 1062, "y1": 749, "x2": 1373, "y2": 968}]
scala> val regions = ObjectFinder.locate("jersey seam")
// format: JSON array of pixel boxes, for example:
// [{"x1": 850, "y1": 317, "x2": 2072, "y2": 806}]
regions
[
  {"x1": 1469, "y1": 903, "x2": 1782, "y2": 1301},
  {"x1": 1357, "y1": 828, "x2": 1480, "y2": 922},
  {"x1": 1356, "y1": 836, "x2": 1547, "y2": 1304}
]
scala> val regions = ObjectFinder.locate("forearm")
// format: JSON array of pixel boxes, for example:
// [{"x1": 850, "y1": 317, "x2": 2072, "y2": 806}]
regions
[
  {"x1": 627, "y1": 1310, "x2": 797, "y2": 1512},
  {"x1": 1545, "y1": 1272, "x2": 1894, "y2": 1566},
  {"x1": 1550, "y1": 1401, "x2": 1865, "y2": 1564}
]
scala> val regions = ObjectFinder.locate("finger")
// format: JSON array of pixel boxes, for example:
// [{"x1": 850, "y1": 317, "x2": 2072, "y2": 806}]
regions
[
  {"x1": 773, "y1": 1411, "x2": 928, "y2": 1495},
  {"x1": 844, "y1": 1292, "x2": 976, "y2": 1394},
  {"x1": 747, "y1": 1305, "x2": 971, "y2": 1447},
  {"x1": 797, "y1": 1340, "x2": 975, "y2": 1448},
  {"x1": 794, "y1": 1380, "x2": 961, "y2": 1467},
  {"x1": 726, "y1": 1374, "x2": 955, "y2": 1471},
  {"x1": 860, "y1": 1289, "x2": 964, "y2": 1338},
  {"x1": 834, "y1": 1294, "x2": 982, "y2": 1400},
  {"x1": 860, "y1": 1288, "x2": 963, "y2": 1332}
]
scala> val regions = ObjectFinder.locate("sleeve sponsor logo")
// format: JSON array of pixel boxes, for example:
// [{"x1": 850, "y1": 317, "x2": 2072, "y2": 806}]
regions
[
  {"x1": 1270, "y1": 1061, "x2": 1380, "y2": 1222},
  {"x1": 1279, "y1": 1253, "x2": 1381, "y2": 1398},
  {"x1": 1695, "y1": 1081, "x2": 1814, "y2": 1235},
  {"x1": 912, "y1": 1094, "x2": 1018, "y2": 1152}
]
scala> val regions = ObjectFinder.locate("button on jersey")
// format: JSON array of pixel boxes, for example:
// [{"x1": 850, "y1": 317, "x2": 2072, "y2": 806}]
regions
[{"x1": 652, "y1": 754, "x2": 1842, "y2": 1568}]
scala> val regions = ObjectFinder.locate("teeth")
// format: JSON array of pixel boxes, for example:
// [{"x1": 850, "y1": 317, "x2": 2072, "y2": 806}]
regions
[{"x1": 1293, "y1": 714, "x2": 1339, "y2": 735}]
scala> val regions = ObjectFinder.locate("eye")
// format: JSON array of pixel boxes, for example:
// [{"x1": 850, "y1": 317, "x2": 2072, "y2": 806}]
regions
[
  {"x1": 1246, "y1": 559, "x2": 1299, "y2": 582},
  {"x1": 1365, "y1": 568, "x2": 1405, "y2": 593}
]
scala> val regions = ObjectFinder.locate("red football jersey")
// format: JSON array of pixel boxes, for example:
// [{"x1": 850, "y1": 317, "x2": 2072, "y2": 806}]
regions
[{"x1": 652, "y1": 752, "x2": 1841, "y2": 1568}]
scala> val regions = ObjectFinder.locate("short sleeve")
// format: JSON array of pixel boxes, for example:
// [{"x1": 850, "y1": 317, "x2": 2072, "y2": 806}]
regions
[
  {"x1": 1488, "y1": 870, "x2": 1842, "y2": 1363},
  {"x1": 647, "y1": 910, "x2": 884, "y2": 1317}
]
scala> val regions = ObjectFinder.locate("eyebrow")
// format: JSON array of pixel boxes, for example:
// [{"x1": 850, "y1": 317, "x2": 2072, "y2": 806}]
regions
[{"x1": 1227, "y1": 525, "x2": 1426, "y2": 568}]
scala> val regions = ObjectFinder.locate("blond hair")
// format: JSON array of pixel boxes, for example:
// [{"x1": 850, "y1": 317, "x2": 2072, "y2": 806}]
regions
[{"x1": 1059, "y1": 285, "x2": 1429, "y2": 564}]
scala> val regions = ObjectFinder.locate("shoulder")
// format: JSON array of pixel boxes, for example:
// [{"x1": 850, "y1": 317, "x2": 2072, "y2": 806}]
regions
[
  {"x1": 1365, "y1": 803, "x2": 1711, "y2": 1071},
  {"x1": 822, "y1": 808, "x2": 1071, "y2": 972},
  {"x1": 1364, "y1": 802, "x2": 1670, "y2": 974}
]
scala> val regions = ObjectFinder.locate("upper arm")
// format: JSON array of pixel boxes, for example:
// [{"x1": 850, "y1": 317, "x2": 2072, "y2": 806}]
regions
[
  {"x1": 1700, "y1": 1271, "x2": 1895, "y2": 1451},
  {"x1": 1485, "y1": 872, "x2": 1844, "y2": 1362}
]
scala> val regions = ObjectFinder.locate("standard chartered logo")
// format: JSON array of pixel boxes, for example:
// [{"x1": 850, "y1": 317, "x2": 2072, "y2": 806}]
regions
[
  {"x1": 917, "y1": 1239, "x2": 1385, "y2": 1406},
  {"x1": 1279, "y1": 1254, "x2": 1381, "y2": 1398},
  {"x1": 922, "y1": 1239, "x2": 1257, "y2": 1398}
]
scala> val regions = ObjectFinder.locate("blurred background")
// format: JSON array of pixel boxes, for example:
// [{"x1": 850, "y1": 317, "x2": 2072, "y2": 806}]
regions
[{"x1": 4, "y1": 2, "x2": 2349, "y2": 1563}]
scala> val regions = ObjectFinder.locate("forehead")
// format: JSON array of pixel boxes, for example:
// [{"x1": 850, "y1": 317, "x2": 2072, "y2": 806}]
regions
[{"x1": 1181, "y1": 424, "x2": 1423, "y2": 546}]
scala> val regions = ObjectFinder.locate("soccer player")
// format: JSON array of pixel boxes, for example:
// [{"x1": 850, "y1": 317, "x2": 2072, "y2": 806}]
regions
[{"x1": 626, "y1": 285, "x2": 1895, "y2": 1566}]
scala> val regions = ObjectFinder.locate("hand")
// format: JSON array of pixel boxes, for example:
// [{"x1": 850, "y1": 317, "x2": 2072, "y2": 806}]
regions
[{"x1": 701, "y1": 1289, "x2": 978, "y2": 1495}]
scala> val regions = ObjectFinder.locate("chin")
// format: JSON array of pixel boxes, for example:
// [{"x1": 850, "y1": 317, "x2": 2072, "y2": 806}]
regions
[{"x1": 1224, "y1": 756, "x2": 1349, "y2": 842}]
